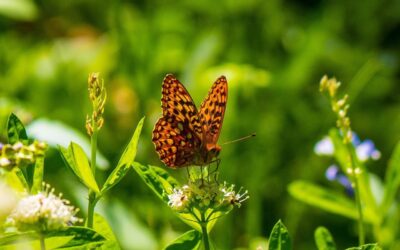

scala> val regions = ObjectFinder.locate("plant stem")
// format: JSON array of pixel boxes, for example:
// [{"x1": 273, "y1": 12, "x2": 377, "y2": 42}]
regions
[
  {"x1": 39, "y1": 233, "x2": 46, "y2": 250},
  {"x1": 87, "y1": 191, "x2": 97, "y2": 228},
  {"x1": 201, "y1": 212, "x2": 210, "y2": 250},
  {"x1": 87, "y1": 124, "x2": 98, "y2": 228},
  {"x1": 347, "y1": 144, "x2": 365, "y2": 246},
  {"x1": 90, "y1": 128, "x2": 98, "y2": 174}
]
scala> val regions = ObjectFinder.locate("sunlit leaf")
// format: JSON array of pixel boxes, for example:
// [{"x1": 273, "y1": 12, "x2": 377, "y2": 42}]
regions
[
  {"x1": 30, "y1": 155, "x2": 44, "y2": 194},
  {"x1": 164, "y1": 230, "x2": 202, "y2": 250},
  {"x1": 0, "y1": 227, "x2": 105, "y2": 248},
  {"x1": 381, "y1": 140, "x2": 400, "y2": 215},
  {"x1": 93, "y1": 213, "x2": 120, "y2": 249},
  {"x1": 268, "y1": 220, "x2": 291, "y2": 250},
  {"x1": 131, "y1": 162, "x2": 178, "y2": 203},
  {"x1": 59, "y1": 143, "x2": 100, "y2": 194},
  {"x1": 46, "y1": 226, "x2": 106, "y2": 248},
  {"x1": 1, "y1": 168, "x2": 28, "y2": 192},
  {"x1": 7, "y1": 113, "x2": 28, "y2": 144},
  {"x1": 314, "y1": 227, "x2": 336, "y2": 250},
  {"x1": 288, "y1": 181, "x2": 359, "y2": 220},
  {"x1": 102, "y1": 117, "x2": 144, "y2": 194}
]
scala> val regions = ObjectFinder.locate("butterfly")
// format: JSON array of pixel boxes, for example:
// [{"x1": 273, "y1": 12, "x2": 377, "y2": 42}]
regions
[{"x1": 152, "y1": 74, "x2": 228, "y2": 168}]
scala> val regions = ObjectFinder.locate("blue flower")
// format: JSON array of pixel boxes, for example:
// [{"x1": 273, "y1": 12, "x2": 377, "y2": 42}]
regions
[
  {"x1": 314, "y1": 136, "x2": 334, "y2": 156},
  {"x1": 315, "y1": 133, "x2": 381, "y2": 162},
  {"x1": 325, "y1": 165, "x2": 354, "y2": 196}
]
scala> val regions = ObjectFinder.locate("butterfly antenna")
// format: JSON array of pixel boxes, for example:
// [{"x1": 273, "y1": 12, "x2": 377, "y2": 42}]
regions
[{"x1": 221, "y1": 133, "x2": 256, "y2": 145}]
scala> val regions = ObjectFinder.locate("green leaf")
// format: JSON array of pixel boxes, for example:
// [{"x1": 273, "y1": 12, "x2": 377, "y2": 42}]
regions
[
  {"x1": 132, "y1": 162, "x2": 202, "y2": 230},
  {"x1": 1, "y1": 168, "x2": 28, "y2": 192},
  {"x1": 268, "y1": 220, "x2": 291, "y2": 250},
  {"x1": 93, "y1": 213, "x2": 120, "y2": 249},
  {"x1": 164, "y1": 230, "x2": 202, "y2": 250},
  {"x1": 0, "y1": 227, "x2": 105, "y2": 248},
  {"x1": 0, "y1": 231, "x2": 37, "y2": 246},
  {"x1": 101, "y1": 117, "x2": 144, "y2": 194},
  {"x1": 132, "y1": 162, "x2": 179, "y2": 203},
  {"x1": 7, "y1": 113, "x2": 28, "y2": 144},
  {"x1": 345, "y1": 243, "x2": 382, "y2": 250},
  {"x1": 30, "y1": 155, "x2": 45, "y2": 194},
  {"x1": 289, "y1": 181, "x2": 360, "y2": 220},
  {"x1": 46, "y1": 226, "x2": 106, "y2": 248},
  {"x1": 381, "y1": 140, "x2": 400, "y2": 215},
  {"x1": 314, "y1": 227, "x2": 336, "y2": 250},
  {"x1": 59, "y1": 143, "x2": 100, "y2": 194}
]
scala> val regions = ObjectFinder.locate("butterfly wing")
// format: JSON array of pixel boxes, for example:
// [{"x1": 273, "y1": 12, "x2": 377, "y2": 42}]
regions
[
  {"x1": 152, "y1": 74, "x2": 203, "y2": 168},
  {"x1": 161, "y1": 74, "x2": 203, "y2": 137},
  {"x1": 198, "y1": 76, "x2": 228, "y2": 144},
  {"x1": 152, "y1": 117, "x2": 201, "y2": 168}
]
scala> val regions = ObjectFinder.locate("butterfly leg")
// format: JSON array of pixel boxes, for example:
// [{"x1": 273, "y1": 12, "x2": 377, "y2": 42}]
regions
[
  {"x1": 186, "y1": 167, "x2": 192, "y2": 182},
  {"x1": 207, "y1": 158, "x2": 220, "y2": 184}
]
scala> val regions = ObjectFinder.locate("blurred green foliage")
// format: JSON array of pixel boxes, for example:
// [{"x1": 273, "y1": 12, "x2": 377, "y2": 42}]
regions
[{"x1": 0, "y1": 0, "x2": 399, "y2": 249}]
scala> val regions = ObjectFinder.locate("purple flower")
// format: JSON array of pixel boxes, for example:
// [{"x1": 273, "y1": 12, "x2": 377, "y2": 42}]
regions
[
  {"x1": 325, "y1": 165, "x2": 354, "y2": 196},
  {"x1": 315, "y1": 133, "x2": 381, "y2": 162}
]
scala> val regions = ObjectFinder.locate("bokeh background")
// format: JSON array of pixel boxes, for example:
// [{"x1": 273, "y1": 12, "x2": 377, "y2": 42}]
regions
[{"x1": 0, "y1": 0, "x2": 399, "y2": 249}]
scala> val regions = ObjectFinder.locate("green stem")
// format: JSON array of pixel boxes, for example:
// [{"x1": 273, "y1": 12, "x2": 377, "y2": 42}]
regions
[
  {"x1": 87, "y1": 192, "x2": 97, "y2": 228},
  {"x1": 347, "y1": 144, "x2": 365, "y2": 246},
  {"x1": 90, "y1": 128, "x2": 98, "y2": 174},
  {"x1": 87, "y1": 124, "x2": 98, "y2": 228},
  {"x1": 201, "y1": 212, "x2": 210, "y2": 250},
  {"x1": 39, "y1": 233, "x2": 46, "y2": 250}
]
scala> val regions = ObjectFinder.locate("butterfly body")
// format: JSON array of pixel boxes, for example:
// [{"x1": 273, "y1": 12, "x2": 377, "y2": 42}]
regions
[{"x1": 152, "y1": 74, "x2": 227, "y2": 168}]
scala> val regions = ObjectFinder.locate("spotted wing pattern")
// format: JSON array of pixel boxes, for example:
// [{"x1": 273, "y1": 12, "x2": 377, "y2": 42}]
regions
[
  {"x1": 161, "y1": 74, "x2": 202, "y2": 137},
  {"x1": 198, "y1": 76, "x2": 228, "y2": 144},
  {"x1": 152, "y1": 117, "x2": 201, "y2": 168}
]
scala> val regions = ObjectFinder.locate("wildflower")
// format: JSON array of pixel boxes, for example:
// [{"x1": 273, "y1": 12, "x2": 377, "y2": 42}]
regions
[
  {"x1": 356, "y1": 139, "x2": 381, "y2": 161},
  {"x1": 168, "y1": 185, "x2": 190, "y2": 211},
  {"x1": 314, "y1": 136, "x2": 334, "y2": 155},
  {"x1": 6, "y1": 183, "x2": 81, "y2": 232},
  {"x1": 167, "y1": 179, "x2": 249, "y2": 213},
  {"x1": 325, "y1": 165, "x2": 354, "y2": 196},
  {"x1": 220, "y1": 182, "x2": 249, "y2": 208},
  {"x1": 314, "y1": 133, "x2": 380, "y2": 162}
]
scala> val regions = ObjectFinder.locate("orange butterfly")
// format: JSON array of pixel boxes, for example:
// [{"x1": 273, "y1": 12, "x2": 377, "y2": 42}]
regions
[{"x1": 152, "y1": 74, "x2": 228, "y2": 168}]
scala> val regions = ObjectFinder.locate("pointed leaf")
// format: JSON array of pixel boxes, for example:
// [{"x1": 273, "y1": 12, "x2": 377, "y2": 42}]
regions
[
  {"x1": 31, "y1": 155, "x2": 45, "y2": 194},
  {"x1": 7, "y1": 113, "x2": 28, "y2": 144},
  {"x1": 46, "y1": 226, "x2": 106, "y2": 248},
  {"x1": 314, "y1": 227, "x2": 336, "y2": 250},
  {"x1": 289, "y1": 181, "x2": 359, "y2": 220},
  {"x1": 132, "y1": 162, "x2": 179, "y2": 203},
  {"x1": 102, "y1": 117, "x2": 144, "y2": 194},
  {"x1": 93, "y1": 213, "x2": 120, "y2": 249},
  {"x1": 59, "y1": 143, "x2": 100, "y2": 194},
  {"x1": 381, "y1": 140, "x2": 400, "y2": 214},
  {"x1": 268, "y1": 220, "x2": 292, "y2": 250},
  {"x1": 132, "y1": 162, "x2": 201, "y2": 230},
  {"x1": 0, "y1": 227, "x2": 105, "y2": 248},
  {"x1": 164, "y1": 230, "x2": 202, "y2": 250}
]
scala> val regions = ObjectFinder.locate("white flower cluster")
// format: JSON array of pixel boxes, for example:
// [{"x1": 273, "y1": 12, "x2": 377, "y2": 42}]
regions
[
  {"x1": 7, "y1": 183, "x2": 81, "y2": 232},
  {"x1": 167, "y1": 180, "x2": 249, "y2": 212}
]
